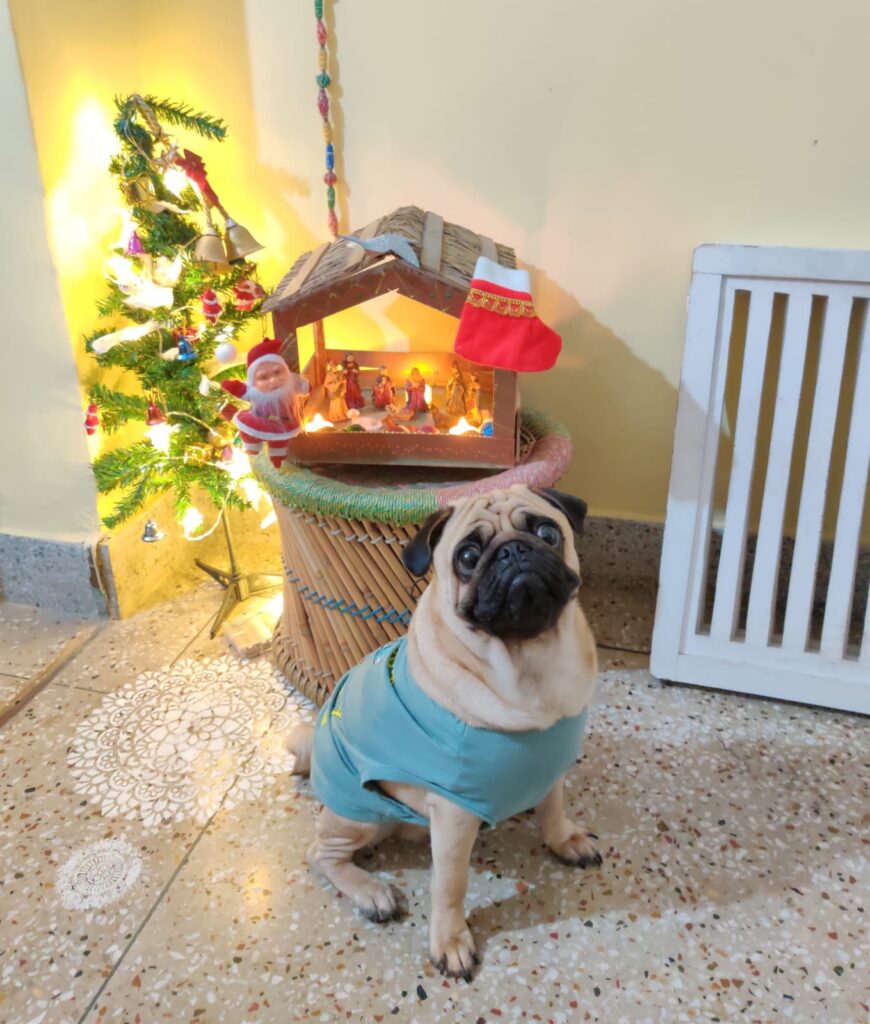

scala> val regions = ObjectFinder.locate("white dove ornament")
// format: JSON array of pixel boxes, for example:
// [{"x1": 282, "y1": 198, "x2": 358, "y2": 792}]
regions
[{"x1": 339, "y1": 232, "x2": 420, "y2": 268}]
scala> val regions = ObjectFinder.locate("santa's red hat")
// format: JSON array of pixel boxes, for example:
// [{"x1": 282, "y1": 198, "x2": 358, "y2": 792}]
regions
[
  {"x1": 246, "y1": 338, "x2": 286, "y2": 378},
  {"x1": 453, "y1": 257, "x2": 561, "y2": 372}
]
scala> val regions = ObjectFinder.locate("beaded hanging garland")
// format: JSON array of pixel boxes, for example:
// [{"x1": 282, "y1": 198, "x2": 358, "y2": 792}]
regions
[{"x1": 315, "y1": 0, "x2": 338, "y2": 237}]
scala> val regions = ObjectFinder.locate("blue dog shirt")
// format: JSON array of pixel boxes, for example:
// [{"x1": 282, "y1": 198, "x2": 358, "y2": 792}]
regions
[{"x1": 310, "y1": 637, "x2": 588, "y2": 828}]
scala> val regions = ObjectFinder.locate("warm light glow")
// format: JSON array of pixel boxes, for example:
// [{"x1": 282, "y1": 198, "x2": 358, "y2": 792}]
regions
[
  {"x1": 306, "y1": 413, "x2": 333, "y2": 433},
  {"x1": 162, "y1": 167, "x2": 189, "y2": 197},
  {"x1": 181, "y1": 506, "x2": 204, "y2": 538},
  {"x1": 222, "y1": 448, "x2": 251, "y2": 482},
  {"x1": 114, "y1": 208, "x2": 137, "y2": 250},
  {"x1": 146, "y1": 422, "x2": 175, "y2": 453},
  {"x1": 47, "y1": 99, "x2": 119, "y2": 278},
  {"x1": 424, "y1": 385, "x2": 433, "y2": 405},
  {"x1": 240, "y1": 477, "x2": 264, "y2": 509},
  {"x1": 448, "y1": 417, "x2": 479, "y2": 436},
  {"x1": 260, "y1": 504, "x2": 277, "y2": 530}
]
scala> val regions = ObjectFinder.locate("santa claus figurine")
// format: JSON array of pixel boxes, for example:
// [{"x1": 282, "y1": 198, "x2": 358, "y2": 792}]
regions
[{"x1": 220, "y1": 339, "x2": 310, "y2": 467}]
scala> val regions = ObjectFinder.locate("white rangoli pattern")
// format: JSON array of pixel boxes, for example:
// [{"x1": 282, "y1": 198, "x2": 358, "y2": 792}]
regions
[
  {"x1": 69, "y1": 657, "x2": 313, "y2": 829},
  {"x1": 55, "y1": 838, "x2": 142, "y2": 910}
]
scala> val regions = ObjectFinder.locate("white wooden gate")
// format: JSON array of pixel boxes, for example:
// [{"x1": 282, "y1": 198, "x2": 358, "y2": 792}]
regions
[{"x1": 651, "y1": 245, "x2": 870, "y2": 713}]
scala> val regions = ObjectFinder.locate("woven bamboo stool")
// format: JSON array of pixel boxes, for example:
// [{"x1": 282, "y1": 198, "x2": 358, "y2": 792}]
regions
[{"x1": 254, "y1": 410, "x2": 572, "y2": 706}]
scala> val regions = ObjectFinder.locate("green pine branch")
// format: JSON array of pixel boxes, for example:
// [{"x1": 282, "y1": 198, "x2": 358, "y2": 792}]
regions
[
  {"x1": 89, "y1": 385, "x2": 150, "y2": 433},
  {"x1": 140, "y1": 96, "x2": 228, "y2": 141}
]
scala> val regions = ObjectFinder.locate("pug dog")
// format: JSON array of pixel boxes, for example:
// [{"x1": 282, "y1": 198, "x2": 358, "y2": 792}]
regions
[{"x1": 287, "y1": 484, "x2": 599, "y2": 981}]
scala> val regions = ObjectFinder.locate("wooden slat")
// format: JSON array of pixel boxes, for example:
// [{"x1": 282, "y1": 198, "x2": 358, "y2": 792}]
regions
[
  {"x1": 651, "y1": 272, "x2": 730, "y2": 681},
  {"x1": 682, "y1": 279, "x2": 738, "y2": 641},
  {"x1": 781, "y1": 292, "x2": 854, "y2": 652},
  {"x1": 420, "y1": 212, "x2": 444, "y2": 273},
  {"x1": 275, "y1": 241, "x2": 330, "y2": 301},
  {"x1": 711, "y1": 285, "x2": 776, "y2": 641},
  {"x1": 745, "y1": 290, "x2": 814, "y2": 646},
  {"x1": 343, "y1": 216, "x2": 384, "y2": 271},
  {"x1": 478, "y1": 234, "x2": 497, "y2": 262},
  {"x1": 820, "y1": 306, "x2": 870, "y2": 658}
]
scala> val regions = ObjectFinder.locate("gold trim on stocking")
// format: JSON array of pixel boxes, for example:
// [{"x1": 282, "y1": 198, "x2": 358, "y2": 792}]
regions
[{"x1": 466, "y1": 287, "x2": 536, "y2": 318}]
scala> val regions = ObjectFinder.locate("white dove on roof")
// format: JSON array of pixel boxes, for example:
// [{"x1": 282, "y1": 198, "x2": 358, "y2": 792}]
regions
[{"x1": 339, "y1": 232, "x2": 420, "y2": 268}]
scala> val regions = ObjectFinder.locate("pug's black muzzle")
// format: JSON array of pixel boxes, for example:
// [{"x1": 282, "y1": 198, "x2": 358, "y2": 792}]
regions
[{"x1": 464, "y1": 538, "x2": 581, "y2": 640}]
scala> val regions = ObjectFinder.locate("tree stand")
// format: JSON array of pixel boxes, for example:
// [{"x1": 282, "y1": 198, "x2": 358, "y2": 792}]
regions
[{"x1": 195, "y1": 512, "x2": 282, "y2": 638}]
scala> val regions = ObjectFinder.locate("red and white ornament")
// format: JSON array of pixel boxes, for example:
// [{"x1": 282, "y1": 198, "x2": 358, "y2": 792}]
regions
[
  {"x1": 84, "y1": 403, "x2": 99, "y2": 435},
  {"x1": 201, "y1": 289, "x2": 222, "y2": 324},
  {"x1": 231, "y1": 278, "x2": 265, "y2": 312}
]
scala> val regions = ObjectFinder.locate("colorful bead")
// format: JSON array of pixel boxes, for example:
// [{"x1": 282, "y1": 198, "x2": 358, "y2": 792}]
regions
[
  {"x1": 314, "y1": 0, "x2": 323, "y2": 18},
  {"x1": 316, "y1": 71, "x2": 331, "y2": 88},
  {"x1": 318, "y1": 49, "x2": 328, "y2": 71},
  {"x1": 325, "y1": 143, "x2": 334, "y2": 170},
  {"x1": 316, "y1": 19, "x2": 327, "y2": 45},
  {"x1": 327, "y1": 209, "x2": 338, "y2": 236},
  {"x1": 326, "y1": 186, "x2": 336, "y2": 205},
  {"x1": 317, "y1": 89, "x2": 329, "y2": 118},
  {"x1": 322, "y1": 121, "x2": 332, "y2": 143},
  {"x1": 323, "y1": 171, "x2": 337, "y2": 185}
]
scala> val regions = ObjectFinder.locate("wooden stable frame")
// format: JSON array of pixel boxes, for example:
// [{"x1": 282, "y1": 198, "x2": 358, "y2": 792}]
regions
[{"x1": 262, "y1": 206, "x2": 520, "y2": 469}]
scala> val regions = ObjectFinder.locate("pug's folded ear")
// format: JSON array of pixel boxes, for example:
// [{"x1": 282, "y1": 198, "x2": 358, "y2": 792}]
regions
[
  {"x1": 402, "y1": 507, "x2": 454, "y2": 577},
  {"x1": 533, "y1": 488, "x2": 589, "y2": 535}
]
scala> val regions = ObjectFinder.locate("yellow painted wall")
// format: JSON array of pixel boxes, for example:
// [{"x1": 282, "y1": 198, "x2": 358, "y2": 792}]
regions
[
  {"x1": 9, "y1": 0, "x2": 870, "y2": 525},
  {"x1": 0, "y1": 0, "x2": 100, "y2": 541}
]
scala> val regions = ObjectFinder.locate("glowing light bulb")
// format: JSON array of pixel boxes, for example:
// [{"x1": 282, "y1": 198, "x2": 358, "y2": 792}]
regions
[
  {"x1": 162, "y1": 167, "x2": 190, "y2": 197},
  {"x1": 239, "y1": 477, "x2": 264, "y2": 508},
  {"x1": 424, "y1": 384, "x2": 433, "y2": 405},
  {"x1": 146, "y1": 421, "x2": 174, "y2": 452},
  {"x1": 181, "y1": 506, "x2": 204, "y2": 538},
  {"x1": 448, "y1": 416, "x2": 478, "y2": 436},
  {"x1": 223, "y1": 448, "x2": 251, "y2": 482},
  {"x1": 305, "y1": 413, "x2": 333, "y2": 433}
]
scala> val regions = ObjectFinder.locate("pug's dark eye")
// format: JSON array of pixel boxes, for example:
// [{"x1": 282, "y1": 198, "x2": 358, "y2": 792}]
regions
[
  {"x1": 455, "y1": 543, "x2": 481, "y2": 575},
  {"x1": 535, "y1": 521, "x2": 562, "y2": 547}
]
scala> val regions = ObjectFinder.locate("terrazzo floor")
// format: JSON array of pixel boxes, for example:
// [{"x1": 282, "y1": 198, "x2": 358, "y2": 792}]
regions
[{"x1": 0, "y1": 584, "x2": 866, "y2": 1024}]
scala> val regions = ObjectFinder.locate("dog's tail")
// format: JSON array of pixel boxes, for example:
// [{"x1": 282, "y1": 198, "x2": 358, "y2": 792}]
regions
[{"x1": 286, "y1": 722, "x2": 314, "y2": 776}]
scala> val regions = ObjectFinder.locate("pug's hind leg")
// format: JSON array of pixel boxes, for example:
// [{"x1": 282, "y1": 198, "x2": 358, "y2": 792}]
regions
[
  {"x1": 535, "y1": 777, "x2": 602, "y2": 869},
  {"x1": 308, "y1": 809, "x2": 407, "y2": 923},
  {"x1": 427, "y1": 794, "x2": 481, "y2": 981}
]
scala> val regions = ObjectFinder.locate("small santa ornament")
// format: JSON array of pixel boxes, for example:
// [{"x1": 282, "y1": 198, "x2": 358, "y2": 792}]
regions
[
  {"x1": 201, "y1": 288, "x2": 222, "y2": 324},
  {"x1": 84, "y1": 403, "x2": 99, "y2": 435},
  {"x1": 453, "y1": 256, "x2": 561, "y2": 372},
  {"x1": 232, "y1": 278, "x2": 266, "y2": 312},
  {"x1": 220, "y1": 339, "x2": 310, "y2": 468}
]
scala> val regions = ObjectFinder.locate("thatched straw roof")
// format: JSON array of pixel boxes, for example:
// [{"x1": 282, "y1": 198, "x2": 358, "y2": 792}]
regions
[{"x1": 263, "y1": 206, "x2": 516, "y2": 322}]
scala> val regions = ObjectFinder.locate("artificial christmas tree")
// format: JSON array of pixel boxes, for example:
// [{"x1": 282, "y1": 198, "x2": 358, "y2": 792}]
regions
[
  {"x1": 85, "y1": 94, "x2": 280, "y2": 634},
  {"x1": 85, "y1": 94, "x2": 268, "y2": 533}
]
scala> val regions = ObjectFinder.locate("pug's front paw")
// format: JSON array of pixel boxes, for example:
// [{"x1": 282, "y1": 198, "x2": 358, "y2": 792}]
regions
[
  {"x1": 355, "y1": 880, "x2": 408, "y2": 923},
  {"x1": 430, "y1": 921, "x2": 479, "y2": 982},
  {"x1": 546, "y1": 822, "x2": 603, "y2": 869}
]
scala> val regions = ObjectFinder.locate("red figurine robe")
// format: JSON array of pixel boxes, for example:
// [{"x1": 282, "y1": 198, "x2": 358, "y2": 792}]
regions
[
  {"x1": 343, "y1": 356, "x2": 365, "y2": 409},
  {"x1": 404, "y1": 369, "x2": 429, "y2": 414},
  {"x1": 372, "y1": 371, "x2": 395, "y2": 409}
]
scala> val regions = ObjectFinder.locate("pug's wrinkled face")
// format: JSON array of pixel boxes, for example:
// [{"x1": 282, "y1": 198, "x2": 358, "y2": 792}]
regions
[{"x1": 403, "y1": 486, "x2": 588, "y2": 642}]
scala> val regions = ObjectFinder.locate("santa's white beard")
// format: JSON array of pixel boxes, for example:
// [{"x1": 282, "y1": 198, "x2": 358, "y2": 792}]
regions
[{"x1": 247, "y1": 380, "x2": 295, "y2": 418}]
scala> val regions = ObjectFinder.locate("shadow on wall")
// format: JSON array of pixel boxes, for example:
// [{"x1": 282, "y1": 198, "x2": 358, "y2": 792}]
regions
[{"x1": 522, "y1": 264, "x2": 680, "y2": 521}]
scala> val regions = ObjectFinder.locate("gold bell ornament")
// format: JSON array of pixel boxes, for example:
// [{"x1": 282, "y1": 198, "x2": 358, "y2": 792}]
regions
[
  {"x1": 172, "y1": 148, "x2": 262, "y2": 265},
  {"x1": 221, "y1": 214, "x2": 264, "y2": 263},
  {"x1": 193, "y1": 205, "x2": 230, "y2": 270}
]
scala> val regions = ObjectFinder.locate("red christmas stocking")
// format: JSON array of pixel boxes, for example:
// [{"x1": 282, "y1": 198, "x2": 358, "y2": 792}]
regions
[{"x1": 453, "y1": 257, "x2": 561, "y2": 372}]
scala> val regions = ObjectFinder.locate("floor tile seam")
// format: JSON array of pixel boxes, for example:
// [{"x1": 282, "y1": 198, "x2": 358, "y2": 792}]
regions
[
  {"x1": 0, "y1": 622, "x2": 103, "y2": 729},
  {"x1": 75, "y1": 809, "x2": 218, "y2": 1023},
  {"x1": 169, "y1": 607, "x2": 224, "y2": 667}
]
